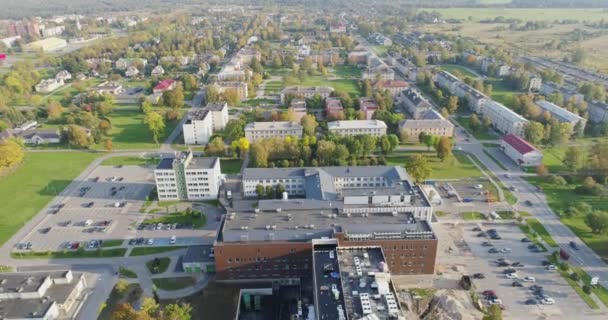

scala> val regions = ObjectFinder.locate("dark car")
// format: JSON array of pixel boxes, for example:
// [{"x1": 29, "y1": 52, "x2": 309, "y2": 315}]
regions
[
  {"x1": 525, "y1": 299, "x2": 537, "y2": 305},
  {"x1": 512, "y1": 281, "x2": 523, "y2": 287},
  {"x1": 40, "y1": 227, "x2": 51, "y2": 234},
  {"x1": 477, "y1": 232, "x2": 487, "y2": 237},
  {"x1": 521, "y1": 238, "x2": 531, "y2": 242},
  {"x1": 528, "y1": 244, "x2": 537, "y2": 249},
  {"x1": 85, "y1": 202, "x2": 94, "y2": 208},
  {"x1": 529, "y1": 285, "x2": 543, "y2": 292},
  {"x1": 570, "y1": 241, "x2": 579, "y2": 250},
  {"x1": 473, "y1": 273, "x2": 485, "y2": 279},
  {"x1": 511, "y1": 262, "x2": 522, "y2": 267},
  {"x1": 491, "y1": 235, "x2": 502, "y2": 240},
  {"x1": 472, "y1": 227, "x2": 482, "y2": 232},
  {"x1": 488, "y1": 248, "x2": 499, "y2": 253},
  {"x1": 525, "y1": 200, "x2": 533, "y2": 206},
  {"x1": 497, "y1": 262, "x2": 510, "y2": 267},
  {"x1": 482, "y1": 241, "x2": 493, "y2": 247},
  {"x1": 541, "y1": 260, "x2": 551, "y2": 266},
  {"x1": 503, "y1": 268, "x2": 517, "y2": 274}
]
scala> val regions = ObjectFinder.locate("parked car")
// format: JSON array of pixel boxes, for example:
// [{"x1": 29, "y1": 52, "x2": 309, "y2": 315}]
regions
[
  {"x1": 473, "y1": 273, "x2": 485, "y2": 279},
  {"x1": 525, "y1": 200, "x2": 533, "y2": 206},
  {"x1": 529, "y1": 285, "x2": 543, "y2": 292},
  {"x1": 472, "y1": 227, "x2": 482, "y2": 232},
  {"x1": 489, "y1": 299, "x2": 503, "y2": 305},
  {"x1": 169, "y1": 236, "x2": 176, "y2": 244},
  {"x1": 501, "y1": 248, "x2": 512, "y2": 253},
  {"x1": 541, "y1": 298, "x2": 555, "y2": 305},
  {"x1": 506, "y1": 273, "x2": 518, "y2": 279},
  {"x1": 523, "y1": 276, "x2": 536, "y2": 282},
  {"x1": 521, "y1": 238, "x2": 531, "y2": 243},
  {"x1": 474, "y1": 184, "x2": 483, "y2": 189},
  {"x1": 512, "y1": 281, "x2": 523, "y2": 287},
  {"x1": 147, "y1": 238, "x2": 154, "y2": 245},
  {"x1": 569, "y1": 241, "x2": 579, "y2": 250},
  {"x1": 525, "y1": 299, "x2": 537, "y2": 305},
  {"x1": 546, "y1": 264, "x2": 558, "y2": 270},
  {"x1": 503, "y1": 268, "x2": 517, "y2": 274},
  {"x1": 541, "y1": 260, "x2": 551, "y2": 266},
  {"x1": 488, "y1": 248, "x2": 499, "y2": 253},
  {"x1": 482, "y1": 241, "x2": 493, "y2": 247},
  {"x1": 482, "y1": 290, "x2": 496, "y2": 297}
]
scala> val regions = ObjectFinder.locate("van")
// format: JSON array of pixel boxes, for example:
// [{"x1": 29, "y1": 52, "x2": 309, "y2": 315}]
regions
[
  {"x1": 169, "y1": 236, "x2": 176, "y2": 244},
  {"x1": 226, "y1": 190, "x2": 232, "y2": 199}
]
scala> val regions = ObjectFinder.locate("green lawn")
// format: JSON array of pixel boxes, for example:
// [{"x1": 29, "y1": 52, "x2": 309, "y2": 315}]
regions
[
  {"x1": 441, "y1": 64, "x2": 478, "y2": 78},
  {"x1": 527, "y1": 218, "x2": 559, "y2": 247},
  {"x1": 238, "y1": 98, "x2": 277, "y2": 107},
  {"x1": 264, "y1": 67, "x2": 291, "y2": 76},
  {"x1": 486, "y1": 78, "x2": 523, "y2": 106},
  {"x1": 462, "y1": 212, "x2": 486, "y2": 220},
  {"x1": 101, "y1": 156, "x2": 160, "y2": 166},
  {"x1": 264, "y1": 81, "x2": 285, "y2": 94},
  {"x1": 0, "y1": 152, "x2": 99, "y2": 246},
  {"x1": 129, "y1": 246, "x2": 186, "y2": 256},
  {"x1": 332, "y1": 65, "x2": 362, "y2": 78},
  {"x1": 221, "y1": 158, "x2": 243, "y2": 174},
  {"x1": 142, "y1": 211, "x2": 207, "y2": 229},
  {"x1": 297, "y1": 77, "x2": 362, "y2": 98},
  {"x1": 385, "y1": 151, "x2": 483, "y2": 180},
  {"x1": 146, "y1": 257, "x2": 171, "y2": 274},
  {"x1": 11, "y1": 248, "x2": 126, "y2": 259},
  {"x1": 153, "y1": 277, "x2": 196, "y2": 291},
  {"x1": 101, "y1": 239, "x2": 124, "y2": 248},
  {"x1": 94, "y1": 109, "x2": 181, "y2": 150},
  {"x1": 371, "y1": 46, "x2": 390, "y2": 56},
  {"x1": 454, "y1": 116, "x2": 498, "y2": 140},
  {"x1": 518, "y1": 223, "x2": 548, "y2": 252},
  {"x1": 119, "y1": 267, "x2": 137, "y2": 278}
]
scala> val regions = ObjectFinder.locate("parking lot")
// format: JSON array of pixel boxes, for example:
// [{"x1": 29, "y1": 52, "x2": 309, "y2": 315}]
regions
[
  {"x1": 462, "y1": 222, "x2": 598, "y2": 319},
  {"x1": 437, "y1": 178, "x2": 497, "y2": 203},
  {"x1": 16, "y1": 165, "x2": 221, "y2": 252}
]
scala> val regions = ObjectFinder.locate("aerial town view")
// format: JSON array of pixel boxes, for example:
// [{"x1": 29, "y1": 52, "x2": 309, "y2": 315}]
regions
[{"x1": 2, "y1": 0, "x2": 608, "y2": 319}]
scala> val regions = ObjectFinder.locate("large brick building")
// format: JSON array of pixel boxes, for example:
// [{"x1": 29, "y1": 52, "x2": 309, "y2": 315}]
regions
[{"x1": 214, "y1": 166, "x2": 438, "y2": 281}]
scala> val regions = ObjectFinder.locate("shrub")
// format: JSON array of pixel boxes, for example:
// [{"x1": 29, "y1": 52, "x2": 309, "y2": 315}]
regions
[
  {"x1": 570, "y1": 272, "x2": 580, "y2": 281},
  {"x1": 546, "y1": 175, "x2": 566, "y2": 186},
  {"x1": 583, "y1": 285, "x2": 592, "y2": 294}
]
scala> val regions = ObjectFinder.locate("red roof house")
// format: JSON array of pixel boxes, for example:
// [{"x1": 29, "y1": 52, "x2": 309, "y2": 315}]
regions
[
  {"x1": 500, "y1": 134, "x2": 543, "y2": 167},
  {"x1": 153, "y1": 79, "x2": 177, "y2": 94}
]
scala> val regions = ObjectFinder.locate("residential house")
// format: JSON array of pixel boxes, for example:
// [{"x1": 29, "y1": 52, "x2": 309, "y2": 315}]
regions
[
  {"x1": 92, "y1": 81, "x2": 123, "y2": 95},
  {"x1": 151, "y1": 65, "x2": 165, "y2": 76},
  {"x1": 454, "y1": 82, "x2": 490, "y2": 113},
  {"x1": 535, "y1": 99, "x2": 586, "y2": 131},
  {"x1": 125, "y1": 66, "x2": 139, "y2": 77},
  {"x1": 19, "y1": 129, "x2": 61, "y2": 144},
  {"x1": 115, "y1": 58, "x2": 147, "y2": 70},
  {"x1": 55, "y1": 70, "x2": 72, "y2": 82},
  {"x1": 153, "y1": 79, "x2": 177, "y2": 94},
  {"x1": 398, "y1": 87, "x2": 433, "y2": 119},
  {"x1": 35, "y1": 78, "x2": 64, "y2": 93},
  {"x1": 501, "y1": 134, "x2": 543, "y2": 167},
  {"x1": 435, "y1": 70, "x2": 460, "y2": 94},
  {"x1": 483, "y1": 100, "x2": 529, "y2": 136},
  {"x1": 359, "y1": 97, "x2": 379, "y2": 120},
  {"x1": 325, "y1": 97, "x2": 344, "y2": 119},
  {"x1": 328, "y1": 120, "x2": 387, "y2": 137},
  {"x1": 347, "y1": 50, "x2": 368, "y2": 65},
  {"x1": 244, "y1": 121, "x2": 303, "y2": 142}
]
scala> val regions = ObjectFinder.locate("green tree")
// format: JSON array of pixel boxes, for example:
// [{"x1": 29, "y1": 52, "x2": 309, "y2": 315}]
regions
[
  {"x1": 483, "y1": 304, "x2": 503, "y2": 320},
  {"x1": 205, "y1": 136, "x2": 226, "y2": 156},
  {"x1": 275, "y1": 183, "x2": 286, "y2": 197},
  {"x1": 143, "y1": 111, "x2": 165, "y2": 144},
  {"x1": 251, "y1": 142, "x2": 269, "y2": 168},
  {"x1": 301, "y1": 114, "x2": 318, "y2": 136},
  {"x1": 162, "y1": 303, "x2": 192, "y2": 320},
  {"x1": 470, "y1": 114, "x2": 481, "y2": 132},
  {"x1": 563, "y1": 146, "x2": 585, "y2": 172},
  {"x1": 140, "y1": 297, "x2": 159, "y2": 317},
  {"x1": 435, "y1": 136, "x2": 453, "y2": 161},
  {"x1": 162, "y1": 86, "x2": 185, "y2": 110},
  {"x1": 223, "y1": 119, "x2": 245, "y2": 141},
  {"x1": 447, "y1": 95, "x2": 459, "y2": 114},
  {"x1": 584, "y1": 211, "x2": 608, "y2": 235},
  {"x1": 316, "y1": 140, "x2": 337, "y2": 165},
  {"x1": 406, "y1": 154, "x2": 432, "y2": 183},
  {"x1": 524, "y1": 121, "x2": 545, "y2": 145},
  {"x1": 65, "y1": 125, "x2": 93, "y2": 148},
  {"x1": 114, "y1": 279, "x2": 129, "y2": 295}
]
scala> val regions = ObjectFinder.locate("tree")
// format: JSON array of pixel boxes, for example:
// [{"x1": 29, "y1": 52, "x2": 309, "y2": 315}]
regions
[
  {"x1": 140, "y1": 297, "x2": 160, "y2": 317},
  {"x1": 181, "y1": 74, "x2": 198, "y2": 92},
  {"x1": 447, "y1": 95, "x2": 459, "y2": 114},
  {"x1": 223, "y1": 119, "x2": 245, "y2": 141},
  {"x1": 301, "y1": 114, "x2": 318, "y2": 136},
  {"x1": 47, "y1": 101, "x2": 63, "y2": 121},
  {"x1": 221, "y1": 88, "x2": 240, "y2": 106},
  {"x1": 524, "y1": 121, "x2": 545, "y2": 145},
  {"x1": 435, "y1": 136, "x2": 453, "y2": 161},
  {"x1": 162, "y1": 303, "x2": 192, "y2": 320},
  {"x1": 162, "y1": 86, "x2": 185, "y2": 110},
  {"x1": 563, "y1": 146, "x2": 585, "y2": 172},
  {"x1": 103, "y1": 139, "x2": 113, "y2": 152},
  {"x1": 205, "y1": 137, "x2": 225, "y2": 156},
  {"x1": 256, "y1": 184, "x2": 265, "y2": 198},
  {"x1": 111, "y1": 303, "x2": 138, "y2": 320},
  {"x1": 144, "y1": 111, "x2": 165, "y2": 144},
  {"x1": 238, "y1": 137, "x2": 250, "y2": 157},
  {"x1": 406, "y1": 154, "x2": 432, "y2": 183},
  {"x1": 470, "y1": 114, "x2": 481, "y2": 132},
  {"x1": 251, "y1": 142, "x2": 269, "y2": 167},
  {"x1": 379, "y1": 135, "x2": 392, "y2": 155},
  {"x1": 65, "y1": 125, "x2": 93, "y2": 148},
  {"x1": 114, "y1": 280, "x2": 130, "y2": 295},
  {"x1": 422, "y1": 133, "x2": 437, "y2": 151},
  {"x1": 535, "y1": 164, "x2": 548, "y2": 176},
  {"x1": 0, "y1": 138, "x2": 24, "y2": 169},
  {"x1": 584, "y1": 211, "x2": 608, "y2": 235},
  {"x1": 140, "y1": 100, "x2": 153, "y2": 114},
  {"x1": 316, "y1": 140, "x2": 337, "y2": 165},
  {"x1": 206, "y1": 85, "x2": 220, "y2": 103},
  {"x1": 483, "y1": 304, "x2": 503, "y2": 320}
]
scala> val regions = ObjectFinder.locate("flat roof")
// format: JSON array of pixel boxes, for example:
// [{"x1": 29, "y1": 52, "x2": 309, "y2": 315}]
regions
[
  {"x1": 313, "y1": 246, "x2": 345, "y2": 320},
  {"x1": 244, "y1": 121, "x2": 303, "y2": 131},
  {"x1": 156, "y1": 152, "x2": 218, "y2": 170},
  {"x1": 328, "y1": 120, "x2": 387, "y2": 130},
  {"x1": 183, "y1": 245, "x2": 215, "y2": 263}
]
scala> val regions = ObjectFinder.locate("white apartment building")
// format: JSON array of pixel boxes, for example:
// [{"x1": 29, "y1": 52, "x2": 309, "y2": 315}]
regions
[
  {"x1": 280, "y1": 86, "x2": 334, "y2": 104},
  {"x1": 182, "y1": 103, "x2": 228, "y2": 145},
  {"x1": 483, "y1": 100, "x2": 529, "y2": 136},
  {"x1": 435, "y1": 70, "x2": 460, "y2": 94},
  {"x1": 454, "y1": 82, "x2": 490, "y2": 113},
  {"x1": 154, "y1": 152, "x2": 222, "y2": 201},
  {"x1": 244, "y1": 121, "x2": 304, "y2": 141},
  {"x1": 328, "y1": 120, "x2": 387, "y2": 137},
  {"x1": 535, "y1": 100, "x2": 586, "y2": 131}
]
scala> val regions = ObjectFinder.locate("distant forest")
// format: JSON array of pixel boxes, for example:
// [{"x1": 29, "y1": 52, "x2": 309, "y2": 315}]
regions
[{"x1": 1, "y1": 0, "x2": 608, "y2": 19}]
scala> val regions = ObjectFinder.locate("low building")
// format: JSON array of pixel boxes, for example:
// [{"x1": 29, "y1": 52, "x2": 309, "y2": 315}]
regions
[
  {"x1": 325, "y1": 97, "x2": 344, "y2": 119},
  {"x1": 280, "y1": 86, "x2": 334, "y2": 104},
  {"x1": 245, "y1": 121, "x2": 303, "y2": 141},
  {"x1": 182, "y1": 102, "x2": 228, "y2": 145},
  {"x1": 24, "y1": 37, "x2": 67, "y2": 52},
  {"x1": 153, "y1": 79, "x2": 177, "y2": 94},
  {"x1": 151, "y1": 65, "x2": 165, "y2": 76},
  {"x1": 236, "y1": 47, "x2": 262, "y2": 65},
  {"x1": 35, "y1": 78, "x2": 64, "y2": 93},
  {"x1": 19, "y1": 129, "x2": 61, "y2": 144},
  {"x1": 214, "y1": 81, "x2": 248, "y2": 100},
  {"x1": 347, "y1": 50, "x2": 368, "y2": 65},
  {"x1": 55, "y1": 70, "x2": 72, "y2": 82},
  {"x1": 91, "y1": 81, "x2": 123, "y2": 95},
  {"x1": 154, "y1": 151, "x2": 222, "y2": 201},
  {"x1": 362, "y1": 56, "x2": 394, "y2": 81},
  {"x1": 0, "y1": 270, "x2": 88, "y2": 320},
  {"x1": 398, "y1": 87, "x2": 432, "y2": 119},
  {"x1": 328, "y1": 120, "x2": 387, "y2": 137},
  {"x1": 483, "y1": 100, "x2": 528, "y2": 136},
  {"x1": 399, "y1": 110, "x2": 454, "y2": 142},
  {"x1": 501, "y1": 134, "x2": 543, "y2": 167},
  {"x1": 535, "y1": 100, "x2": 586, "y2": 131},
  {"x1": 182, "y1": 245, "x2": 216, "y2": 273},
  {"x1": 359, "y1": 97, "x2": 379, "y2": 120},
  {"x1": 374, "y1": 80, "x2": 408, "y2": 97},
  {"x1": 310, "y1": 48, "x2": 340, "y2": 66},
  {"x1": 288, "y1": 99, "x2": 307, "y2": 122},
  {"x1": 125, "y1": 66, "x2": 139, "y2": 77}
]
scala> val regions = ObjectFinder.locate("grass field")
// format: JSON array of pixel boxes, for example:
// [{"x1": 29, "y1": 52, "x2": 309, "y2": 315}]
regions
[
  {"x1": 221, "y1": 158, "x2": 243, "y2": 174},
  {"x1": 264, "y1": 67, "x2": 291, "y2": 76},
  {"x1": 153, "y1": 277, "x2": 196, "y2": 291},
  {"x1": 101, "y1": 156, "x2": 160, "y2": 166},
  {"x1": 441, "y1": 64, "x2": 478, "y2": 78},
  {"x1": 11, "y1": 248, "x2": 126, "y2": 259},
  {"x1": 332, "y1": 65, "x2": 362, "y2": 78},
  {"x1": 527, "y1": 218, "x2": 559, "y2": 247},
  {"x1": 0, "y1": 152, "x2": 99, "y2": 246},
  {"x1": 146, "y1": 257, "x2": 170, "y2": 274},
  {"x1": 371, "y1": 46, "x2": 391, "y2": 56},
  {"x1": 385, "y1": 151, "x2": 483, "y2": 180},
  {"x1": 142, "y1": 212, "x2": 206, "y2": 229},
  {"x1": 94, "y1": 109, "x2": 181, "y2": 150},
  {"x1": 119, "y1": 267, "x2": 137, "y2": 278},
  {"x1": 431, "y1": 8, "x2": 608, "y2": 21},
  {"x1": 486, "y1": 78, "x2": 523, "y2": 106},
  {"x1": 101, "y1": 239, "x2": 124, "y2": 248},
  {"x1": 129, "y1": 246, "x2": 186, "y2": 256},
  {"x1": 462, "y1": 212, "x2": 486, "y2": 220},
  {"x1": 264, "y1": 81, "x2": 285, "y2": 94},
  {"x1": 238, "y1": 98, "x2": 277, "y2": 107}
]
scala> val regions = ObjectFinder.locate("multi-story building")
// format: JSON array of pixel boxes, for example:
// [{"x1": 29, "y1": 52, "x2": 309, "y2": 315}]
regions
[
  {"x1": 393, "y1": 55, "x2": 418, "y2": 81},
  {"x1": 7, "y1": 21, "x2": 40, "y2": 37},
  {"x1": 483, "y1": 100, "x2": 529, "y2": 136},
  {"x1": 214, "y1": 81, "x2": 248, "y2": 100},
  {"x1": 398, "y1": 87, "x2": 432, "y2": 119},
  {"x1": 399, "y1": 110, "x2": 454, "y2": 142},
  {"x1": 309, "y1": 48, "x2": 340, "y2": 66},
  {"x1": 215, "y1": 165, "x2": 437, "y2": 281},
  {"x1": 540, "y1": 82, "x2": 584, "y2": 104},
  {"x1": 288, "y1": 99, "x2": 307, "y2": 122},
  {"x1": 501, "y1": 134, "x2": 543, "y2": 167},
  {"x1": 35, "y1": 78, "x2": 64, "y2": 93},
  {"x1": 41, "y1": 25, "x2": 65, "y2": 38},
  {"x1": 0, "y1": 270, "x2": 89, "y2": 320},
  {"x1": 454, "y1": 82, "x2": 490, "y2": 113},
  {"x1": 55, "y1": 70, "x2": 72, "y2": 82},
  {"x1": 359, "y1": 97, "x2": 379, "y2": 120},
  {"x1": 182, "y1": 103, "x2": 228, "y2": 145},
  {"x1": 244, "y1": 121, "x2": 303, "y2": 141},
  {"x1": 588, "y1": 101, "x2": 608, "y2": 123},
  {"x1": 362, "y1": 56, "x2": 394, "y2": 80},
  {"x1": 528, "y1": 76, "x2": 542, "y2": 92},
  {"x1": 435, "y1": 70, "x2": 461, "y2": 94},
  {"x1": 154, "y1": 151, "x2": 222, "y2": 201},
  {"x1": 236, "y1": 47, "x2": 261, "y2": 65},
  {"x1": 280, "y1": 86, "x2": 334, "y2": 104},
  {"x1": 328, "y1": 120, "x2": 387, "y2": 137},
  {"x1": 374, "y1": 80, "x2": 409, "y2": 97},
  {"x1": 535, "y1": 100, "x2": 586, "y2": 131},
  {"x1": 325, "y1": 97, "x2": 344, "y2": 119}
]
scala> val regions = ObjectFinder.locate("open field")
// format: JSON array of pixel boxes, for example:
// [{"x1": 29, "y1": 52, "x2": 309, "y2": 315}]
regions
[
  {"x1": 129, "y1": 246, "x2": 186, "y2": 256},
  {"x1": 101, "y1": 156, "x2": 160, "y2": 166},
  {"x1": 292, "y1": 76, "x2": 362, "y2": 97},
  {"x1": 332, "y1": 65, "x2": 362, "y2": 78},
  {"x1": 440, "y1": 64, "x2": 478, "y2": 78},
  {"x1": 153, "y1": 277, "x2": 196, "y2": 291},
  {"x1": 431, "y1": 8, "x2": 608, "y2": 21},
  {"x1": 486, "y1": 77, "x2": 522, "y2": 106},
  {"x1": 385, "y1": 151, "x2": 483, "y2": 180},
  {"x1": 94, "y1": 108, "x2": 181, "y2": 150},
  {"x1": 146, "y1": 257, "x2": 170, "y2": 274},
  {"x1": 11, "y1": 248, "x2": 126, "y2": 259},
  {"x1": 0, "y1": 152, "x2": 99, "y2": 246},
  {"x1": 221, "y1": 158, "x2": 243, "y2": 174},
  {"x1": 142, "y1": 212, "x2": 207, "y2": 229}
]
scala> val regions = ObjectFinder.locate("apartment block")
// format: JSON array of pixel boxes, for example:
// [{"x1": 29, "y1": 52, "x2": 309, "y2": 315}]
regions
[
  {"x1": 280, "y1": 86, "x2": 334, "y2": 104},
  {"x1": 154, "y1": 151, "x2": 222, "y2": 201},
  {"x1": 328, "y1": 120, "x2": 387, "y2": 137},
  {"x1": 483, "y1": 100, "x2": 529, "y2": 136},
  {"x1": 399, "y1": 110, "x2": 454, "y2": 142},
  {"x1": 244, "y1": 121, "x2": 303, "y2": 142},
  {"x1": 535, "y1": 99, "x2": 586, "y2": 131},
  {"x1": 182, "y1": 102, "x2": 228, "y2": 145},
  {"x1": 398, "y1": 87, "x2": 432, "y2": 119}
]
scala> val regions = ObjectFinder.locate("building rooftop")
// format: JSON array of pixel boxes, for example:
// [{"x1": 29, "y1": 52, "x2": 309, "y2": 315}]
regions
[
  {"x1": 485, "y1": 100, "x2": 529, "y2": 122},
  {"x1": 328, "y1": 120, "x2": 387, "y2": 130},
  {"x1": 185, "y1": 109, "x2": 211, "y2": 123},
  {"x1": 207, "y1": 102, "x2": 228, "y2": 111},
  {"x1": 535, "y1": 99, "x2": 585, "y2": 123},
  {"x1": 457, "y1": 82, "x2": 488, "y2": 100},
  {"x1": 156, "y1": 152, "x2": 219, "y2": 170},
  {"x1": 420, "y1": 109, "x2": 444, "y2": 120},
  {"x1": 399, "y1": 118, "x2": 454, "y2": 130},
  {"x1": 183, "y1": 245, "x2": 215, "y2": 264},
  {"x1": 437, "y1": 70, "x2": 460, "y2": 84},
  {"x1": 245, "y1": 121, "x2": 303, "y2": 131},
  {"x1": 153, "y1": 79, "x2": 176, "y2": 91},
  {"x1": 502, "y1": 134, "x2": 539, "y2": 155},
  {"x1": 326, "y1": 97, "x2": 344, "y2": 110},
  {"x1": 400, "y1": 87, "x2": 430, "y2": 108}
]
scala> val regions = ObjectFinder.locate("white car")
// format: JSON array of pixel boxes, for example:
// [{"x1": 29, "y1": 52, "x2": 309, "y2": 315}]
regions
[
  {"x1": 147, "y1": 238, "x2": 154, "y2": 245},
  {"x1": 541, "y1": 298, "x2": 555, "y2": 305},
  {"x1": 474, "y1": 184, "x2": 483, "y2": 189},
  {"x1": 489, "y1": 299, "x2": 503, "y2": 305},
  {"x1": 501, "y1": 248, "x2": 512, "y2": 253},
  {"x1": 169, "y1": 236, "x2": 176, "y2": 244},
  {"x1": 523, "y1": 276, "x2": 536, "y2": 282},
  {"x1": 506, "y1": 273, "x2": 518, "y2": 279},
  {"x1": 546, "y1": 264, "x2": 558, "y2": 270}
]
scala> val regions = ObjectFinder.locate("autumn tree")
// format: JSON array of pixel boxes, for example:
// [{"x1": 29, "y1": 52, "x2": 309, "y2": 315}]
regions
[
  {"x1": 205, "y1": 136, "x2": 225, "y2": 156},
  {"x1": 162, "y1": 86, "x2": 185, "y2": 110},
  {"x1": 447, "y1": 95, "x2": 459, "y2": 114},
  {"x1": 406, "y1": 154, "x2": 432, "y2": 183},
  {"x1": 435, "y1": 136, "x2": 453, "y2": 161},
  {"x1": 65, "y1": 125, "x2": 93, "y2": 148},
  {"x1": 144, "y1": 111, "x2": 165, "y2": 144},
  {"x1": 0, "y1": 138, "x2": 24, "y2": 170},
  {"x1": 563, "y1": 146, "x2": 585, "y2": 173},
  {"x1": 104, "y1": 139, "x2": 114, "y2": 152},
  {"x1": 524, "y1": 121, "x2": 545, "y2": 145},
  {"x1": 470, "y1": 114, "x2": 481, "y2": 132},
  {"x1": 301, "y1": 114, "x2": 318, "y2": 136},
  {"x1": 221, "y1": 88, "x2": 240, "y2": 106},
  {"x1": 47, "y1": 101, "x2": 63, "y2": 121}
]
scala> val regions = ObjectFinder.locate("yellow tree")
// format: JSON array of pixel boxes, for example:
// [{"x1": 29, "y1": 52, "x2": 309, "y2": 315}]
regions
[
  {"x1": 0, "y1": 138, "x2": 24, "y2": 169},
  {"x1": 103, "y1": 139, "x2": 114, "y2": 152}
]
